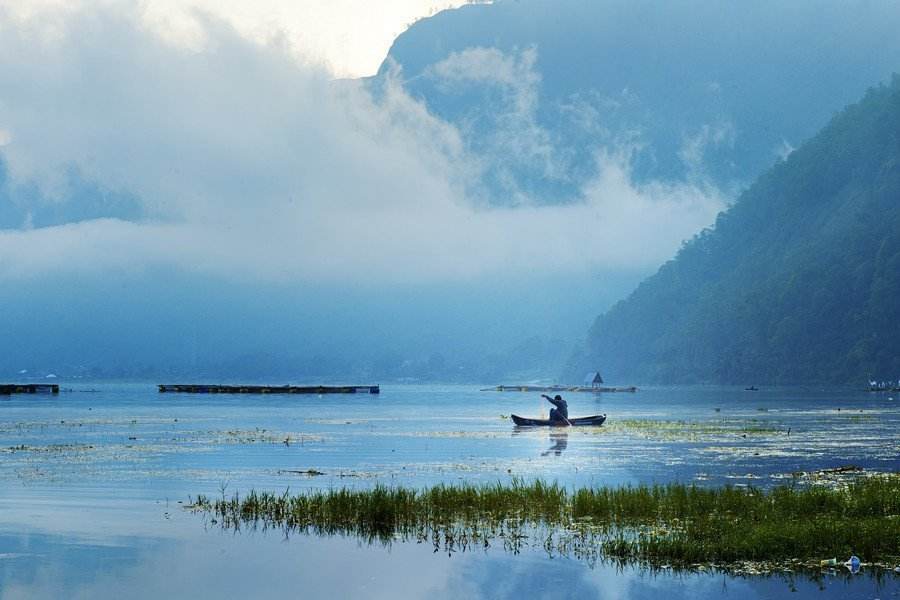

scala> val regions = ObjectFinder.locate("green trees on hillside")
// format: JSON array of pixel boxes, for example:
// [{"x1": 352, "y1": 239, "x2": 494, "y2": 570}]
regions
[{"x1": 572, "y1": 75, "x2": 900, "y2": 384}]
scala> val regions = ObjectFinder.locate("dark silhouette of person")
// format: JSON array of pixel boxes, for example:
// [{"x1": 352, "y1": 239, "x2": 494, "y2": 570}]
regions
[{"x1": 542, "y1": 394, "x2": 569, "y2": 424}]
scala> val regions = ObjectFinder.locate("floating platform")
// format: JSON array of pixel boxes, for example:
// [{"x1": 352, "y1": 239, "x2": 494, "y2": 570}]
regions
[
  {"x1": 158, "y1": 384, "x2": 379, "y2": 395},
  {"x1": 482, "y1": 385, "x2": 637, "y2": 393},
  {"x1": 1, "y1": 384, "x2": 60, "y2": 395}
]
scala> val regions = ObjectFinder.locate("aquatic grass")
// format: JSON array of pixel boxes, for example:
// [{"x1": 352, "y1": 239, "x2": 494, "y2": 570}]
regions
[
  {"x1": 606, "y1": 419, "x2": 783, "y2": 441},
  {"x1": 192, "y1": 476, "x2": 900, "y2": 570}
]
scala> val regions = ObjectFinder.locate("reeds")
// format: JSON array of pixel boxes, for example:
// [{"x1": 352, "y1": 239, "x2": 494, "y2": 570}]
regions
[{"x1": 191, "y1": 476, "x2": 900, "y2": 569}]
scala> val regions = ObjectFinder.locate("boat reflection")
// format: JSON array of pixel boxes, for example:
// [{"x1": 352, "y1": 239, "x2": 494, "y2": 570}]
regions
[
  {"x1": 509, "y1": 427, "x2": 569, "y2": 456},
  {"x1": 541, "y1": 431, "x2": 568, "y2": 456}
]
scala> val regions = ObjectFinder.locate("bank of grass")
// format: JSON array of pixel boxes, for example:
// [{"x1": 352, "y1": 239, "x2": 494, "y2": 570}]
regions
[{"x1": 192, "y1": 476, "x2": 900, "y2": 569}]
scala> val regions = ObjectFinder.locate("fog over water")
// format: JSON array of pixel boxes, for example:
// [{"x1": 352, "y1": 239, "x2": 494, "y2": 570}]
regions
[{"x1": 0, "y1": 3, "x2": 731, "y2": 379}]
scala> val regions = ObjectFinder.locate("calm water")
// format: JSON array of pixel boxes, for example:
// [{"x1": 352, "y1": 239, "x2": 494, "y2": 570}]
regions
[{"x1": 1, "y1": 383, "x2": 899, "y2": 599}]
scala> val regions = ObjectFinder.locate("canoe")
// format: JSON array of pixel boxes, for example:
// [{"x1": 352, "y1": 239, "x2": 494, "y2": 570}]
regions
[{"x1": 511, "y1": 414, "x2": 607, "y2": 427}]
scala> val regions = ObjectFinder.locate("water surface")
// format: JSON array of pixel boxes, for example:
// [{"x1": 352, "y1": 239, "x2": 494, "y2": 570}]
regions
[{"x1": 1, "y1": 383, "x2": 898, "y2": 598}]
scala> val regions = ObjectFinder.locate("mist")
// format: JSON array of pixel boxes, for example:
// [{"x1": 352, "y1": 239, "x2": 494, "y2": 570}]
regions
[
  {"x1": 7, "y1": 0, "x2": 897, "y2": 383},
  {"x1": 0, "y1": 3, "x2": 722, "y2": 382},
  {"x1": 0, "y1": 9, "x2": 721, "y2": 282}
]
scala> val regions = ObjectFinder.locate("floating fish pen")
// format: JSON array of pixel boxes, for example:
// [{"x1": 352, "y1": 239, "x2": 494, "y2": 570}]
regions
[
  {"x1": 0, "y1": 383, "x2": 60, "y2": 395},
  {"x1": 158, "y1": 384, "x2": 379, "y2": 395},
  {"x1": 482, "y1": 385, "x2": 637, "y2": 393}
]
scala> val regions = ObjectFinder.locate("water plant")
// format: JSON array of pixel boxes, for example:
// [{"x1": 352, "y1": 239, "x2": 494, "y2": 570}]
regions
[
  {"x1": 191, "y1": 475, "x2": 900, "y2": 570},
  {"x1": 601, "y1": 418, "x2": 785, "y2": 443}
]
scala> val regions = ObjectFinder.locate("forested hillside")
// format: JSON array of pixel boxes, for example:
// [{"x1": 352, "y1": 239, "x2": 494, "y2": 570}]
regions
[
  {"x1": 570, "y1": 76, "x2": 900, "y2": 384},
  {"x1": 381, "y1": 0, "x2": 900, "y2": 202}
]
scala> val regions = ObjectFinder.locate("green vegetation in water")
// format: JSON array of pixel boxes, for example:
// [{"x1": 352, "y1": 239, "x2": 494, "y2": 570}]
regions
[
  {"x1": 844, "y1": 414, "x2": 878, "y2": 423},
  {"x1": 191, "y1": 476, "x2": 900, "y2": 572},
  {"x1": 607, "y1": 419, "x2": 782, "y2": 440}
]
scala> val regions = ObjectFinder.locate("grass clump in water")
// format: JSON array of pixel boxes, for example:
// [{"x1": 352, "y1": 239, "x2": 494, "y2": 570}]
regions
[
  {"x1": 191, "y1": 476, "x2": 900, "y2": 569},
  {"x1": 609, "y1": 419, "x2": 782, "y2": 440}
]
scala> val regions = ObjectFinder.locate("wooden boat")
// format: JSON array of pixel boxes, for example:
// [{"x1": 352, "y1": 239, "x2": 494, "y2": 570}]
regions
[{"x1": 511, "y1": 414, "x2": 606, "y2": 427}]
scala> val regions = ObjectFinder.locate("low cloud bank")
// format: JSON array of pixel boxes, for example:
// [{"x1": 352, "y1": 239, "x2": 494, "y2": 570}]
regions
[{"x1": 0, "y1": 4, "x2": 725, "y2": 284}]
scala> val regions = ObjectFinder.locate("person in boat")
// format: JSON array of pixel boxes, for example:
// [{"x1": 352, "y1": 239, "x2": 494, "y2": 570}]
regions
[{"x1": 541, "y1": 394, "x2": 569, "y2": 424}]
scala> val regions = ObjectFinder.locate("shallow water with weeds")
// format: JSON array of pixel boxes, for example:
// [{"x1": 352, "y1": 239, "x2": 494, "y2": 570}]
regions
[{"x1": 1, "y1": 383, "x2": 899, "y2": 598}]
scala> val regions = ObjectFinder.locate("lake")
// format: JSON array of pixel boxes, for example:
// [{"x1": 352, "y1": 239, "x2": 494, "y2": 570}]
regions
[{"x1": 1, "y1": 383, "x2": 898, "y2": 599}]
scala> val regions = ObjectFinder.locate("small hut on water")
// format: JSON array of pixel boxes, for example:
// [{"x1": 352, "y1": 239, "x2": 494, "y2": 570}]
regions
[{"x1": 583, "y1": 372, "x2": 604, "y2": 388}]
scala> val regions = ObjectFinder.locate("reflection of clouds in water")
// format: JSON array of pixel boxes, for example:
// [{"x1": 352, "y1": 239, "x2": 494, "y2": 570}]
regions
[
  {"x1": 0, "y1": 525, "x2": 787, "y2": 600},
  {"x1": 0, "y1": 496, "x2": 174, "y2": 545},
  {"x1": 436, "y1": 543, "x2": 823, "y2": 600},
  {"x1": 0, "y1": 529, "x2": 463, "y2": 600},
  {"x1": 0, "y1": 490, "x2": 888, "y2": 599}
]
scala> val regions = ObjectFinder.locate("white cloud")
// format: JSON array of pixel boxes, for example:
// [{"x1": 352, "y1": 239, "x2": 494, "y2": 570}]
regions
[
  {"x1": 426, "y1": 47, "x2": 566, "y2": 201},
  {"x1": 776, "y1": 137, "x2": 795, "y2": 160},
  {"x1": 428, "y1": 46, "x2": 539, "y2": 92},
  {"x1": 5, "y1": 0, "x2": 478, "y2": 78},
  {"x1": 678, "y1": 120, "x2": 736, "y2": 177},
  {"x1": 0, "y1": 5, "x2": 726, "y2": 284}
]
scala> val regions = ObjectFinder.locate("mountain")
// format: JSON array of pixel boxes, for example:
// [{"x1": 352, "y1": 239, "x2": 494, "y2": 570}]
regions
[
  {"x1": 381, "y1": 0, "x2": 900, "y2": 203},
  {"x1": 5, "y1": 2, "x2": 900, "y2": 383},
  {"x1": 569, "y1": 75, "x2": 900, "y2": 385}
]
